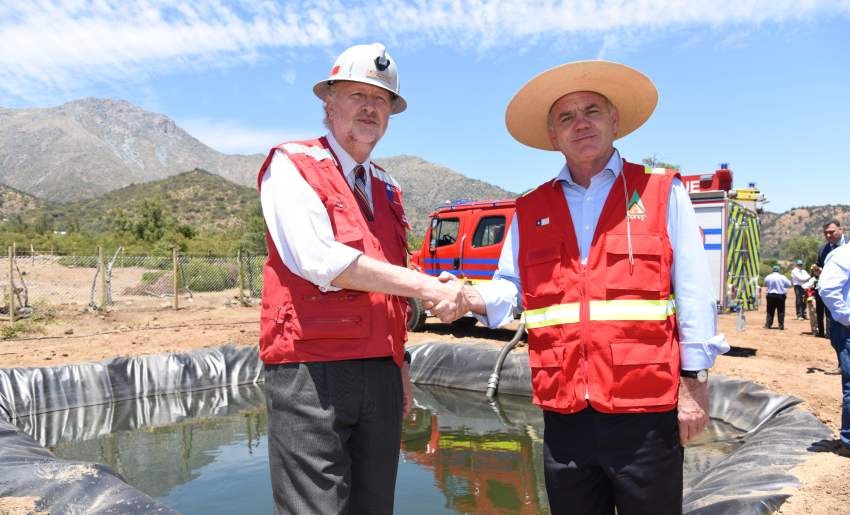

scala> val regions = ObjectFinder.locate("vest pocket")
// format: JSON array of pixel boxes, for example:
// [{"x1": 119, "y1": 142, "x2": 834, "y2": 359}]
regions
[
  {"x1": 604, "y1": 234, "x2": 663, "y2": 295},
  {"x1": 609, "y1": 339, "x2": 676, "y2": 408},
  {"x1": 521, "y1": 244, "x2": 564, "y2": 297},
  {"x1": 297, "y1": 304, "x2": 371, "y2": 340},
  {"x1": 528, "y1": 344, "x2": 574, "y2": 407}
]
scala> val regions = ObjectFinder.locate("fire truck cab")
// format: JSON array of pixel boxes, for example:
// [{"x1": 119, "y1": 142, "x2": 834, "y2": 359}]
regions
[{"x1": 408, "y1": 199, "x2": 516, "y2": 331}]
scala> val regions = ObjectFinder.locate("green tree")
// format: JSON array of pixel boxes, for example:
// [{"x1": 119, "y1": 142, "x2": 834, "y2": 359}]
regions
[
  {"x1": 784, "y1": 236, "x2": 820, "y2": 266},
  {"x1": 32, "y1": 212, "x2": 53, "y2": 235},
  {"x1": 133, "y1": 199, "x2": 169, "y2": 242},
  {"x1": 238, "y1": 200, "x2": 267, "y2": 255},
  {"x1": 642, "y1": 154, "x2": 680, "y2": 170}
]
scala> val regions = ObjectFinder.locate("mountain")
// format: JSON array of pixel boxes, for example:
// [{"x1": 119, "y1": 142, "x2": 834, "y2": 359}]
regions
[
  {"x1": 759, "y1": 204, "x2": 850, "y2": 259},
  {"x1": 0, "y1": 98, "x2": 262, "y2": 202},
  {"x1": 27, "y1": 169, "x2": 258, "y2": 233},
  {"x1": 376, "y1": 155, "x2": 517, "y2": 235},
  {"x1": 0, "y1": 184, "x2": 42, "y2": 220}
]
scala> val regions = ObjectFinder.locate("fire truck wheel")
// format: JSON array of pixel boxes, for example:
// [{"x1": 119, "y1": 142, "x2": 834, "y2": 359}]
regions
[{"x1": 407, "y1": 297, "x2": 427, "y2": 332}]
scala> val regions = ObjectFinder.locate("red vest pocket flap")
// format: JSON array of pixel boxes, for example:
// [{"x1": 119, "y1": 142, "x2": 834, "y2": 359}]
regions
[
  {"x1": 605, "y1": 234, "x2": 662, "y2": 256},
  {"x1": 298, "y1": 306, "x2": 371, "y2": 340},
  {"x1": 528, "y1": 344, "x2": 564, "y2": 368},
  {"x1": 523, "y1": 245, "x2": 561, "y2": 266},
  {"x1": 611, "y1": 339, "x2": 672, "y2": 366}
]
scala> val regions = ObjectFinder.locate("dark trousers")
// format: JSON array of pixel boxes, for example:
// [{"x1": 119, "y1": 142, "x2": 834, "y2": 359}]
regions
[
  {"x1": 543, "y1": 408, "x2": 683, "y2": 515},
  {"x1": 816, "y1": 293, "x2": 832, "y2": 337},
  {"x1": 829, "y1": 320, "x2": 850, "y2": 446},
  {"x1": 765, "y1": 293, "x2": 786, "y2": 329},
  {"x1": 794, "y1": 285, "x2": 806, "y2": 318},
  {"x1": 264, "y1": 358, "x2": 403, "y2": 515}
]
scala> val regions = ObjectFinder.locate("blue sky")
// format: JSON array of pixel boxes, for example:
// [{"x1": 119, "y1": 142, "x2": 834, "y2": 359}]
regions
[{"x1": 1, "y1": 1, "x2": 848, "y2": 213}]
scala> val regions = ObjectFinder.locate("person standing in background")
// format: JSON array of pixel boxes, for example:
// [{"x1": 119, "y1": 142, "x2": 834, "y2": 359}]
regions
[
  {"x1": 791, "y1": 259, "x2": 811, "y2": 320},
  {"x1": 816, "y1": 220, "x2": 846, "y2": 337},
  {"x1": 764, "y1": 265, "x2": 792, "y2": 330}
]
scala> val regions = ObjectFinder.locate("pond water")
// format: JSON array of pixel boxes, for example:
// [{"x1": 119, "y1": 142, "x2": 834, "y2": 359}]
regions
[{"x1": 14, "y1": 384, "x2": 743, "y2": 514}]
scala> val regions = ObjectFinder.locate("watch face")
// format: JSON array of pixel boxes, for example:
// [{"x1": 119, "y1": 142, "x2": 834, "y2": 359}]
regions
[{"x1": 697, "y1": 369, "x2": 708, "y2": 383}]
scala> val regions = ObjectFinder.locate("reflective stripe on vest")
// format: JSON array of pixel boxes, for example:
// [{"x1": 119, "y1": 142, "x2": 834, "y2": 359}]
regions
[
  {"x1": 281, "y1": 142, "x2": 334, "y2": 162},
  {"x1": 524, "y1": 296, "x2": 677, "y2": 329}
]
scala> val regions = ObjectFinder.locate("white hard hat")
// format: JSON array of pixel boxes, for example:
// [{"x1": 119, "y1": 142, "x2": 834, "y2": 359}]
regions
[{"x1": 313, "y1": 43, "x2": 407, "y2": 114}]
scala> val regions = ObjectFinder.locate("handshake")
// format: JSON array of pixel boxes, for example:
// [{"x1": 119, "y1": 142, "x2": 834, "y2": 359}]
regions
[{"x1": 420, "y1": 271, "x2": 484, "y2": 323}]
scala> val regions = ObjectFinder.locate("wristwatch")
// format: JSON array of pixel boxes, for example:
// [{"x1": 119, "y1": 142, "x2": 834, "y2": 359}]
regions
[{"x1": 681, "y1": 369, "x2": 708, "y2": 383}]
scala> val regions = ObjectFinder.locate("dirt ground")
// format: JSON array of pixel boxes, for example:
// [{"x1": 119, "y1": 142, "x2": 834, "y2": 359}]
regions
[{"x1": 0, "y1": 301, "x2": 847, "y2": 514}]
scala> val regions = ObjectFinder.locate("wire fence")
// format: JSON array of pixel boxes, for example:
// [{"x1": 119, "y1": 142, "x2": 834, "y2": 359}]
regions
[{"x1": 0, "y1": 247, "x2": 266, "y2": 321}]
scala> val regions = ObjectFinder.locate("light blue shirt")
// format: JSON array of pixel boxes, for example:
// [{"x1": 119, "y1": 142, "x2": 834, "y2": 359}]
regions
[
  {"x1": 820, "y1": 243, "x2": 850, "y2": 327},
  {"x1": 763, "y1": 272, "x2": 792, "y2": 294},
  {"x1": 475, "y1": 149, "x2": 729, "y2": 370}
]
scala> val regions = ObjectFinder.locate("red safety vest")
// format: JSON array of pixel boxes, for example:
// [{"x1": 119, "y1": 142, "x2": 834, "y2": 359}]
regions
[
  {"x1": 256, "y1": 137, "x2": 409, "y2": 366},
  {"x1": 517, "y1": 161, "x2": 680, "y2": 414}
]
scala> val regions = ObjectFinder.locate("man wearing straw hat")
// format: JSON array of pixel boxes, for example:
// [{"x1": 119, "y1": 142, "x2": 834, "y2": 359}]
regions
[{"x1": 431, "y1": 60, "x2": 729, "y2": 513}]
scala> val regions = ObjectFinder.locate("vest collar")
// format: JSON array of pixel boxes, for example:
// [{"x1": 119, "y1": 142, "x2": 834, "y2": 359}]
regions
[{"x1": 326, "y1": 132, "x2": 372, "y2": 185}]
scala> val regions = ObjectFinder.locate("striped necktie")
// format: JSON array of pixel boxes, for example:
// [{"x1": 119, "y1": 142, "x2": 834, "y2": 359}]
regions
[{"x1": 352, "y1": 165, "x2": 374, "y2": 221}]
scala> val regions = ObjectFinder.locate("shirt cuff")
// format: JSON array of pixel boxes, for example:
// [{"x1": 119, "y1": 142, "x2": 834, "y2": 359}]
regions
[
  {"x1": 315, "y1": 246, "x2": 363, "y2": 292},
  {"x1": 680, "y1": 334, "x2": 730, "y2": 370},
  {"x1": 474, "y1": 280, "x2": 519, "y2": 328}
]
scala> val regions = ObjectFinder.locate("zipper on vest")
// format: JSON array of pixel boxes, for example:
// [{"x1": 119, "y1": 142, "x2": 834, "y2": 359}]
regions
[{"x1": 580, "y1": 263, "x2": 590, "y2": 402}]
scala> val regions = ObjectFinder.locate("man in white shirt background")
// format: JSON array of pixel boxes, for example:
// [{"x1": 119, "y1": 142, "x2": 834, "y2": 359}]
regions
[
  {"x1": 764, "y1": 265, "x2": 792, "y2": 330},
  {"x1": 791, "y1": 259, "x2": 811, "y2": 320}
]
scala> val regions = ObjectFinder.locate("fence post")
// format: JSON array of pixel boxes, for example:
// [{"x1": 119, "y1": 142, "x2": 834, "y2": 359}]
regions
[
  {"x1": 238, "y1": 249, "x2": 247, "y2": 306},
  {"x1": 8, "y1": 246, "x2": 15, "y2": 323},
  {"x1": 173, "y1": 248, "x2": 179, "y2": 311},
  {"x1": 98, "y1": 246, "x2": 108, "y2": 311}
]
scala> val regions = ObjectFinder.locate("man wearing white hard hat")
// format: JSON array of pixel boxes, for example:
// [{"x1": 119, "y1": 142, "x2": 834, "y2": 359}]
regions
[
  {"x1": 431, "y1": 61, "x2": 729, "y2": 513},
  {"x1": 256, "y1": 43, "x2": 466, "y2": 514}
]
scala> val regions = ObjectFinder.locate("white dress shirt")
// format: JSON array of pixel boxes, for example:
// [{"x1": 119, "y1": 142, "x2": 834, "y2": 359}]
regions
[
  {"x1": 764, "y1": 272, "x2": 792, "y2": 294},
  {"x1": 259, "y1": 132, "x2": 371, "y2": 292},
  {"x1": 475, "y1": 150, "x2": 729, "y2": 370},
  {"x1": 820, "y1": 243, "x2": 850, "y2": 327},
  {"x1": 791, "y1": 267, "x2": 811, "y2": 287}
]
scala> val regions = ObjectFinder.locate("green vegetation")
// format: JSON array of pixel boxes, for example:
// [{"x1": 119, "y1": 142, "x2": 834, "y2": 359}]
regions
[{"x1": 0, "y1": 170, "x2": 268, "y2": 257}]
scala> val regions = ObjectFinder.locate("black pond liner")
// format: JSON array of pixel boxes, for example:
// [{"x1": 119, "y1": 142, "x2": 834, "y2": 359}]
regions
[{"x1": 0, "y1": 342, "x2": 832, "y2": 514}]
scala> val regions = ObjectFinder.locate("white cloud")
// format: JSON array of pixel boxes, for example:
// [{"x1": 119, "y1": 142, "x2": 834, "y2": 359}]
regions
[
  {"x1": 1, "y1": 0, "x2": 848, "y2": 100},
  {"x1": 179, "y1": 117, "x2": 310, "y2": 155}
]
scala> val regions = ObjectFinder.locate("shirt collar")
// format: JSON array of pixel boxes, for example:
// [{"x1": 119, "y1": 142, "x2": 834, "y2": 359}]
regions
[
  {"x1": 326, "y1": 132, "x2": 372, "y2": 181},
  {"x1": 554, "y1": 148, "x2": 622, "y2": 186}
]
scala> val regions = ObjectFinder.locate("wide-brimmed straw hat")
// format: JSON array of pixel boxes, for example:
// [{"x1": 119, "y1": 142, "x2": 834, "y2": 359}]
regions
[{"x1": 505, "y1": 60, "x2": 658, "y2": 150}]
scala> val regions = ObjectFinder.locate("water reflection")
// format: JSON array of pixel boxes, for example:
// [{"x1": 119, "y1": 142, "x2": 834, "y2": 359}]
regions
[{"x1": 11, "y1": 383, "x2": 744, "y2": 514}]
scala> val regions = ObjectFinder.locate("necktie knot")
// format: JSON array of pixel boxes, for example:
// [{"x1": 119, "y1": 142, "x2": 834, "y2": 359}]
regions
[{"x1": 352, "y1": 165, "x2": 374, "y2": 221}]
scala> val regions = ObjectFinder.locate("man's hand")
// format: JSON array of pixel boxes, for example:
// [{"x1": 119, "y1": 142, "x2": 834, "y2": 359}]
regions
[
  {"x1": 423, "y1": 272, "x2": 470, "y2": 323},
  {"x1": 401, "y1": 360, "x2": 412, "y2": 418},
  {"x1": 678, "y1": 377, "x2": 709, "y2": 445}
]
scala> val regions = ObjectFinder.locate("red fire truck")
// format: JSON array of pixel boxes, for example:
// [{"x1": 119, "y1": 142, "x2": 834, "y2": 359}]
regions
[
  {"x1": 407, "y1": 166, "x2": 761, "y2": 331},
  {"x1": 408, "y1": 199, "x2": 516, "y2": 331}
]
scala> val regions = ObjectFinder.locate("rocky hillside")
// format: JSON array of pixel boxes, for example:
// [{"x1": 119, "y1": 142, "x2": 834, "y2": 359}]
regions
[
  {"x1": 25, "y1": 169, "x2": 258, "y2": 233},
  {"x1": 0, "y1": 98, "x2": 261, "y2": 202},
  {"x1": 0, "y1": 184, "x2": 42, "y2": 220},
  {"x1": 759, "y1": 204, "x2": 850, "y2": 258}
]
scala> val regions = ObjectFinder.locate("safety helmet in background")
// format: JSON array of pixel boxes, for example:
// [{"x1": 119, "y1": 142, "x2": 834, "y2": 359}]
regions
[{"x1": 313, "y1": 43, "x2": 407, "y2": 114}]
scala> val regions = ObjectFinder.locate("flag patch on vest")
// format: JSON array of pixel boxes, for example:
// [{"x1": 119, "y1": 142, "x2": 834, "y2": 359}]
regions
[
  {"x1": 536, "y1": 217, "x2": 550, "y2": 227},
  {"x1": 627, "y1": 191, "x2": 647, "y2": 221}
]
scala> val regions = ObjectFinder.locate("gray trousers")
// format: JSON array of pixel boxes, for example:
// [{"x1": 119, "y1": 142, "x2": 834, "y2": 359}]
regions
[{"x1": 264, "y1": 358, "x2": 403, "y2": 515}]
